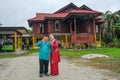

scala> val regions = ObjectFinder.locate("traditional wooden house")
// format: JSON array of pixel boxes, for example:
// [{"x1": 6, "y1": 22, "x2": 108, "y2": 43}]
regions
[{"x1": 28, "y1": 3, "x2": 104, "y2": 48}]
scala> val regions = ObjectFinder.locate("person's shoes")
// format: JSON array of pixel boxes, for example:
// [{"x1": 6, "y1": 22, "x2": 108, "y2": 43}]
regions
[
  {"x1": 44, "y1": 73, "x2": 49, "y2": 76},
  {"x1": 39, "y1": 74, "x2": 43, "y2": 77}
]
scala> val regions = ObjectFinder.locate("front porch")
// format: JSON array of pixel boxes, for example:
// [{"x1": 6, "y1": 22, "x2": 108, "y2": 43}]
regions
[
  {"x1": 71, "y1": 33, "x2": 95, "y2": 44},
  {"x1": 66, "y1": 15, "x2": 97, "y2": 44}
]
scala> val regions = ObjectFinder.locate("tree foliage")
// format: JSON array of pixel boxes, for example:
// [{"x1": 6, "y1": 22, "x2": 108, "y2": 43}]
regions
[{"x1": 102, "y1": 10, "x2": 120, "y2": 47}]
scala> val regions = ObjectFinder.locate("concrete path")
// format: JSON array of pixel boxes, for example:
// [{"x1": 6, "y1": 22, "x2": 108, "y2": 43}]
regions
[{"x1": 0, "y1": 54, "x2": 120, "y2": 80}]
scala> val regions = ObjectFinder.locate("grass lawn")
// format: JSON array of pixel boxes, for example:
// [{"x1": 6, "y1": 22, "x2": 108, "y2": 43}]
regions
[
  {"x1": 60, "y1": 47, "x2": 120, "y2": 73},
  {"x1": 60, "y1": 47, "x2": 120, "y2": 57}
]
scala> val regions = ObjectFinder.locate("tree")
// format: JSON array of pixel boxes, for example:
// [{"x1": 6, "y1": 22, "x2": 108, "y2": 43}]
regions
[
  {"x1": 114, "y1": 23, "x2": 120, "y2": 39},
  {"x1": 102, "y1": 10, "x2": 120, "y2": 43},
  {"x1": 27, "y1": 29, "x2": 32, "y2": 34}
]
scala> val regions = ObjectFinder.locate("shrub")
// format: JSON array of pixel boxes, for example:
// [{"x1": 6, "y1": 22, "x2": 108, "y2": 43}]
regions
[
  {"x1": 88, "y1": 44, "x2": 96, "y2": 49},
  {"x1": 113, "y1": 38, "x2": 120, "y2": 48}
]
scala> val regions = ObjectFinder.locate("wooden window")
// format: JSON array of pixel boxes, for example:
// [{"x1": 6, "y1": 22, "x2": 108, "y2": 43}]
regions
[
  {"x1": 55, "y1": 20, "x2": 60, "y2": 32},
  {"x1": 40, "y1": 24, "x2": 44, "y2": 33},
  {"x1": 96, "y1": 25, "x2": 98, "y2": 33}
]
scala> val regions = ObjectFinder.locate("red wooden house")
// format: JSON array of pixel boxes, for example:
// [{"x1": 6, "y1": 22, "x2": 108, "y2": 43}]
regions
[{"x1": 28, "y1": 3, "x2": 104, "y2": 48}]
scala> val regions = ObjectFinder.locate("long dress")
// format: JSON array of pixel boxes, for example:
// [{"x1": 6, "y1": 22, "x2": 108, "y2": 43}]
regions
[{"x1": 50, "y1": 39, "x2": 60, "y2": 75}]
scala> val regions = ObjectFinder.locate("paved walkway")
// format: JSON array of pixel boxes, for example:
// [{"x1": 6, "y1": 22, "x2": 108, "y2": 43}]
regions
[{"x1": 0, "y1": 54, "x2": 120, "y2": 80}]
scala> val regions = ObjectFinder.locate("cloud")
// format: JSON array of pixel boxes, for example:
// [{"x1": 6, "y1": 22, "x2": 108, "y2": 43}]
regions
[{"x1": 0, "y1": 0, "x2": 120, "y2": 29}]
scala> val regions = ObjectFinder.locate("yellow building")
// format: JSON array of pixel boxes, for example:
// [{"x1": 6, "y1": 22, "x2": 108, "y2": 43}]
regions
[{"x1": 0, "y1": 27, "x2": 27, "y2": 52}]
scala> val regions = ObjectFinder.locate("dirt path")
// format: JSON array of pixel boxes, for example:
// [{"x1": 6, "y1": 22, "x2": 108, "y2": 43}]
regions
[{"x1": 0, "y1": 54, "x2": 120, "y2": 80}]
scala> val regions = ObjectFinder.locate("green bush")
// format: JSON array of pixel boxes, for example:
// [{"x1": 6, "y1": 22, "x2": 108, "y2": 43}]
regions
[
  {"x1": 88, "y1": 44, "x2": 96, "y2": 49},
  {"x1": 113, "y1": 38, "x2": 120, "y2": 48}
]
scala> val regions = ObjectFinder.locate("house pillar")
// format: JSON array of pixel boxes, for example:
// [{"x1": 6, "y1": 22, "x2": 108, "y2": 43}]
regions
[
  {"x1": 70, "y1": 20, "x2": 72, "y2": 34},
  {"x1": 20, "y1": 36, "x2": 22, "y2": 49},
  {"x1": 48, "y1": 21, "x2": 50, "y2": 33},
  {"x1": 17, "y1": 35, "x2": 21, "y2": 49},
  {"x1": 32, "y1": 35, "x2": 35, "y2": 48},
  {"x1": 74, "y1": 17, "x2": 77, "y2": 43},
  {"x1": 65, "y1": 34, "x2": 68, "y2": 44},
  {"x1": 99, "y1": 26, "x2": 102, "y2": 46},
  {"x1": 93, "y1": 19, "x2": 96, "y2": 43},
  {"x1": 14, "y1": 32, "x2": 17, "y2": 52}
]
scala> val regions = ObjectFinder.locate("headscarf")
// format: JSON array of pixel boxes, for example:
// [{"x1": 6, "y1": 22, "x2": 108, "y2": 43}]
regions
[{"x1": 49, "y1": 34, "x2": 55, "y2": 43}]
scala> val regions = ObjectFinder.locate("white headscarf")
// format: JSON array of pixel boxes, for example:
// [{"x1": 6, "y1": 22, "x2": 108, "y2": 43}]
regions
[{"x1": 49, "y1": 34, "x2": 55, "y2": 43}]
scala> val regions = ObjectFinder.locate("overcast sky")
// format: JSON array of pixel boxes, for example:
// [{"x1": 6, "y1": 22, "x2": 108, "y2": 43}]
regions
[{"x1": 0, "y1": 0, "x2": 120, "y2": 29}]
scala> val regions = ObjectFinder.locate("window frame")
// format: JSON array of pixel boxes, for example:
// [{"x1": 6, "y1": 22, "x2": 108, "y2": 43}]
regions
[
  {"x1": 55, "y1": 20, "x2": 60, "y2": 32},
  {"x1": 40, "y1": 24, "x2": 44, "y2": 33}
]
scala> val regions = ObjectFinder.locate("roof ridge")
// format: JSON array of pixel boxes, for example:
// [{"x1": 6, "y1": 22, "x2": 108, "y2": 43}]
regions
[
  {"x1": 79, "y1": 5, "x2": 93, "y2": 10},
  {"x1": 54, "y1": 2, "x2": 79, "y2": 13}
]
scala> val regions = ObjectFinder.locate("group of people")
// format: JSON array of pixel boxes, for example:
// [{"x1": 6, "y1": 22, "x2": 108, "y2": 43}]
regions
[{"x1": 36, "y1": 34, "x2": 60, "y2": 77}]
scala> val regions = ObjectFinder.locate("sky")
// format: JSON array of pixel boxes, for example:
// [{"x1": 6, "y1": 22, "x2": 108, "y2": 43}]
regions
[{"x1": 0, "y1": 0, "x2": 120, "y2": 29}]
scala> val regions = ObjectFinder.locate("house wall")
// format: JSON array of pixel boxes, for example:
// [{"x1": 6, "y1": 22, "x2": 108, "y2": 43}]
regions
[
  {"x1": 71, "y1": 33, "x2": 95, "y2": 44},
  {"x1": 48, "y1": 20, "x2": 70, "y2": 33},
  {"x1": 60, "y1": 21, "x2": 70, "y2": 33},
  {"x1": 76, "y1": 19, "x2": 94, "y2": 33},
  {"x1": 32, "y1": 23, "x2": 40, "y2": 35}
]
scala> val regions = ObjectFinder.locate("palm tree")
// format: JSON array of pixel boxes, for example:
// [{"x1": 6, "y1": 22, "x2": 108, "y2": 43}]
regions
[{"x1": 102, "y1": 10, "x2": 120, "y2": 43}]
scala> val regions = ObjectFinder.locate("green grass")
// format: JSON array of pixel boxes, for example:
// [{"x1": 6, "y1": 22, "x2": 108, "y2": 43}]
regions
[
  {"x1": 1, "y1": 45, "x2": 13, "y2": 51},
  {"x1": 60, "y1": 48, "x2": 120, "y2": 57},
  {"x1": 60, "y1": 48, "x2": 120, "y2": 73}
]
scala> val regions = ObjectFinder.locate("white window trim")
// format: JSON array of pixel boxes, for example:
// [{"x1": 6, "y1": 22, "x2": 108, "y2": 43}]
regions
[{"x1": 55, "y1": 20, "x2": 60, "y2": 32}]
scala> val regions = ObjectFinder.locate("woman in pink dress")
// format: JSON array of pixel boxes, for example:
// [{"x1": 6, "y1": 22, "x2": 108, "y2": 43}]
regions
[{"x1": 49, "y1": 34, "x2": 60, "y2": 75}]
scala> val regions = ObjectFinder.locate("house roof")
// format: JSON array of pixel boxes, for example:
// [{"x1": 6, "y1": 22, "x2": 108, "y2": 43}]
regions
[
  {"x1": 70, "y1": 10, "x2": 102, "y2": 14},
  {"x1": 28, "y1": 13, "x2": 52, "y2": 21},
  {"x1": 79, "y1": 5, "x2": 93, "y2": 10},
  {"x1": 28, "y1": 3, "x2": 103, "y2": 26},
  {"x1": 54, "y1": 2, "x2": 79, "y2": 13},
  {"x1": 0, "y1": 27, "x2": 27, "y2": 34},
  {"x1": 44, "y1": 13, "x2": 69, "y2": 19},
  {"x1": 28, "y1": 10, "x2": 102, "y2": 21}
]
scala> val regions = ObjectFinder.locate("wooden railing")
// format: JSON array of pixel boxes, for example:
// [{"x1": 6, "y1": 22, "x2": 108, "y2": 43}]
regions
[{"x1": 71, "y1": 33, "x2": 95, "y2": 44}]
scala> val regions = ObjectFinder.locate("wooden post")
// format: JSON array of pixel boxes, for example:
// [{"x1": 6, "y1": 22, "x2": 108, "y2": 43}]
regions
[
  {"x1": 17, "y1": 36, "x2": 19, "y2": 49},
  {"x1": 93, "y1": 19, "x2": 96, "y2": 43},
  {"x1": 65, "y1": 34, "x2": 68, "y2": 47},
  {"x1": 74, "y1": 17, "x2": 77, "y2": 43},
  {"x1": 61, "y1": 35, "x2": 65, "y2": 48},
  {"x1": 48, "y1": 21, "x2": 50, "y2": 33},
  {"x1": 70, "y1": 20, "x2": 72, "y2": 33},
  {"x1": 20, "y1": 36, "x2": 22, "y2": 49},
  {"x1": 100, "y1": 26, "x2": 101, "y2": 46},
  {"x1": 32, "y1": 35, "x2": 35, "y2": 48},
  {"x1": 14, "y1": 32, "x2": 17, "y2": 52},
  {"x1": 70, "y1": 20, "x2": 72, "y2": 45},
  {"x1": 18, "y1": 35, "x2": 20, "y2": 49}
]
